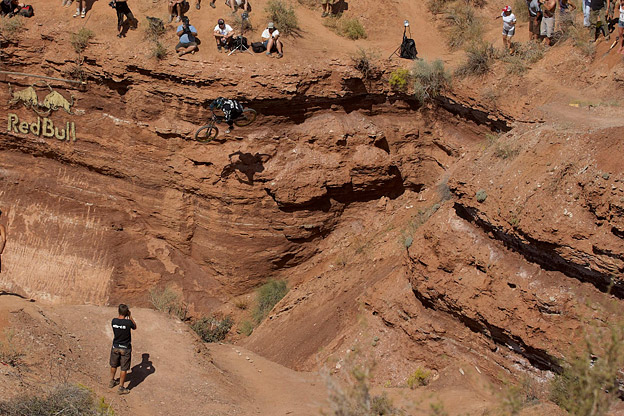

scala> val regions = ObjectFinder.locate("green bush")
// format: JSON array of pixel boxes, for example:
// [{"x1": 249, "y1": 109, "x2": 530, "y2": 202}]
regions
[
  {"x1": 444, "y1": 1, "x2": 483, "y2": 49},
  {"x1": 0, "y1": 384, "x2": 114, "y2": 416},
  {"x1": 151, "y1": 41, "x2": 168, "y2": 60},
  {"x1": 145, "y1": 16, "x2": 165, "y2": 39},
  {"x1": 0, "y1": 16, "x2": 24, "y2": 43},
  {"x1": 351, "y1": 47, "x2": 379, "y2": 80},
  {"x1": 191, "y1": 315, "x2": 234, "y2": 342},
  {"x1": 341, "y1": 17, "x2": 367, "y2": 40},
  {"x1": 502, "y1": 41, "x2": 544, "y2": 74},
  {"x1": 550, "y1": 324, "x2": 624, "y2": 416},
  {"x1": 0, "y1": 329, "x2": 23, "y2": 367},
  {"x1": 407, "y1": 367, "x2": 432, "y2": 388},
  {"x1": 71, "y1": 28, "x2": 95, "y2": 54},
  {"x1": 412, "y1": 59, "x2": 452, "y2": 104},
  {"x1": 239, "y1": 320, "x2": 254, "y2": 336},
  {"x1": 252, "y1": 280, "x2": 288, "y2": 324},
  {"x1": 265, "y1": 0, "x2": 300, "y2": 36},
  {"x1": 149, "y1": 286, "x2": 187, "y2": 321},
  {"x1": 388, "y1": 68, "x2": 411, "y2": 92},
  {"x1": 455, "y1": 42, "x2": 496, "y2": 77}
]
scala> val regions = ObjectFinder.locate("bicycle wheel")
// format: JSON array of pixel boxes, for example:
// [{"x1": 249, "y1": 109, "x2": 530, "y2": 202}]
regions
[
  {"x1": 234, "y1": 108, "x2": 257, "y2": 127},
  {"x1": 195, "y1": 125, "x2": 219, "y2": 143}
]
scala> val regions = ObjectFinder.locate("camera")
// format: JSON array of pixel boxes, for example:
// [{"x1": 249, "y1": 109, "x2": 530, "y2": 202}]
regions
[
  {"x1": 404, "y1": 20, "x2": 409, "y2": 27},
  {"x1": 181, "y1": 16, "x2": 191, "y2": 34}
]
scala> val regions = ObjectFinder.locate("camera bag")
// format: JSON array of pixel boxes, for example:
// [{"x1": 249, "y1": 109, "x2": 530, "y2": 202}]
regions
[{"x1": 251, "y1": 41, "x2": 266, "y2": 53}]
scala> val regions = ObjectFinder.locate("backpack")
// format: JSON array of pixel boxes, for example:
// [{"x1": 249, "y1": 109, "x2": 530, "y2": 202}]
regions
[
  {"x1": 400, "y1": 37, "x2": 417, "y2": 60},
  {"x1": 19, "y1": 4, "x2": 34, "y2": 17},
  {"x1": 251, "y1": 41, "x2": 266, "y2": 53}
]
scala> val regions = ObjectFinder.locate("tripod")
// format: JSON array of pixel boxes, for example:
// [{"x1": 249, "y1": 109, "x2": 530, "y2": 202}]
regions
[
  {"x1": 388, "y1": 25, "x2": 412, "y2": 60},
  {"x1": 228, "y1": 11, "x2": 254, "y2": 56}
]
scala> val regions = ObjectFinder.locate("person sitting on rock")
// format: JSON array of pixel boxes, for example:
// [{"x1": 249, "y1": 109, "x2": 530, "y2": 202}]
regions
[
  {"x1": 225, "y1": 0, "x2": 250, "y2": 14},
  {"x1": 210, "y1": 97, "x2": 243, "y2": 134},
  {"x1": 262, "y1": 22, "x2": 283, "y2": 58},
  {"x1": 168, "y1": 0, "x2": 188, "y2": 23},
  {"x1": 176, "y1": 16, "x2": 198, "y2": 56},
  {"x1": 214, "y1": 18, "x2": 235, "y2": 52}
]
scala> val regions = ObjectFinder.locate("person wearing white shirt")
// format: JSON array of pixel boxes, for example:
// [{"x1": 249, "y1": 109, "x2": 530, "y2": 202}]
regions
[
  {"x1": 214, "y1": 18, "x2": 235, "y2": 52},
  {"x1": 496, "y1": 6, "x2": 516, "y2": 54},
  {"x1": 261, "y1": 22, "x2": 283, "y2": 58}
]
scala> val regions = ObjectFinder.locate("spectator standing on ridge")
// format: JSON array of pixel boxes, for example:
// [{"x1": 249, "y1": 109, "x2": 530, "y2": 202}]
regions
[
  {"x1": 262, "y1": 22, "x2": 283, "y2": 58},
  {"x1": 617, "y1": 0, "x2": 624, "y2": 53},
  {"x1": 72, "y1": 0, "x2": 86, "y2": 17},
  {"x1": 541, "y1": 0, "x2": 557, "y2": 45},
  {"x1": 109, "y1": 304, "x2": 137, "y2": 395},
  {"x1": 527, "y1": 0, "x2": 542, "y2": 40},
  {"x1": 112, "y1": 0, "x2": 138, "y2": 38},
  {"x1": 321, "y1": 0, "x2": 334, "y2": 17},
  {"x1": 214, "y1": 18, "x2": 235, "y2": 52},
  {"x1": 497, "y1": 6, "x2": 516, "y2": 54},
  {"x1": 589, "y1": 0, "x2": 610, "y2": 41},
  {"x1": 0, "y1": 209, "x2": 6, "y2": 273},
  {"x1": 176, "y1": 16, "x2": 199, "y2": 56},
  {"x1": 168, "y1": 0, "x2": 188, "y2": 23},
  {"x1": 582, "y1": 0, "x2": 592, "y2": 26}
]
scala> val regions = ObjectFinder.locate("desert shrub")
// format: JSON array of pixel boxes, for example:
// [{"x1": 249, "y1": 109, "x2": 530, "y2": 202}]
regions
[
  {"x1": 149, "y1": 286, "x2": 187, "y2": 321},
  {"x1": 476, "y1": 189, "x2": 487, "y2": 202},
  {"x1": 389, "y1": 68, "x2": 411, "y2": 92},
  {"x1": 252, "y1": 280, "x2": 288, "y2": 324},
  {"x1": 145, "y1": 16, "x2": 165, "y2": 39},
  {"x1": 566, "y1": 22, "x2": 595, "y2": 57},
  {"x1": 444, "y1": 1, "x2": 483, "y2": 49},
  {"x1": 234, "y1": 299, "x2": 248, "y2": 310},
  {"x1": 341, "y1": 17, "x2": 367, "y2": 40},
  {"x1": 427, "y1": 0, "x2": 454, "y2": 14},
  {"x1": 412, "y1": 59, "x2": 452, "y2": 104},
  {"x1": 0, "y1": 329, "x2": 23, "y2": 367},
  {"x1": 351, "y1": 47, "x2": 379, "y2": 80},
  {"x1": 0, "y1": 384, "x2": 114, "y2": 416},
  {"x1": 550, "y1": 324, "x2": 624, "y2": 416},
  {"x1": 71, "y1": 28, "x2": 95, "y2": 54},
  {"x1": 265, "y1": 0, "x2": 299, "y2": 36},
  {"x1": 326, "y1": 357, "x2": 403, "y2": 415},
  {"x1": 64, "y1": 64, "x2": 87, "y2": 82},
  {"x1": 191, "y1": 315, "x2": 234, "y2": 342},
  {"x1": 513, "y1": 0, "x2": 530, "y2": 21},
  {"x1": 323, "y1": 16, "x2": 367, "y2": 40},
  {"x1": 0, "y1": 16, "x2": 24, "y2": 43},
  {"x1": 151, "y1": 41, "x2": 168, "y2": 60},
  {"x1": 502, "y1": 41, "x2": 544, "y2": 74},
  {"x1": 239, "y1": 320, "x2": 254, "y2": 336},
  {"x1": 407, "y1": 367, "x2": 432, "y2": 388},
  {"x1": 455, "y1": 42, "x2": 496, "y2": 77}
]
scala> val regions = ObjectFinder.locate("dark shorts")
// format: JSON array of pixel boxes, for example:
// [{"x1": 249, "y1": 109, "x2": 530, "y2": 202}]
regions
[
  {"x1": 529, "y1": 16, "x2": 542, "y2": 35},
  {"x1": 262, "y1": 39, "x2": 279, "y2": 52},
  {"x1": 110, "y1": 347, "x2": 132, "y2": 371},
  {"x1": 176, "y1": 41, "x2": 197, "y2": 50}
]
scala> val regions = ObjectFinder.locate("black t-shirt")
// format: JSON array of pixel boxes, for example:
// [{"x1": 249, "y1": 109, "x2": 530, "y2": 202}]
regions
[
  {"x1": 590, "y1": 0, "x2": 605, "y2": 10},
  {"x1": 111, "y1": 318, "x2": 136, "y2": 349}
]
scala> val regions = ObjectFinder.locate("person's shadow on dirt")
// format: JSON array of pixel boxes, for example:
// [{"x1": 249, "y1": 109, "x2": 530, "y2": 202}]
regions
[
  {"x1": 127, "y1": 353, "x2": 155, "y2": 390},
  {"x1": 220, "y1": 151, "x2": 271, "y2": 185}
]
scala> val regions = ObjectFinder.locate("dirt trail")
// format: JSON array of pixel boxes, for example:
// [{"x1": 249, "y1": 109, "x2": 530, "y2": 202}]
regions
[{"x1": 7, "y1": 300, "x2": 328, "y2": 416}]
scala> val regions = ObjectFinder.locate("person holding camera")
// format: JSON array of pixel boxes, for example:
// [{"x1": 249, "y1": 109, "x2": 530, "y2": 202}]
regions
[
  {"x1": 111, "y1": 0, "x2": 138, "y2": 38},
  {"x1": 109, "y1": 304, "x2": 137, "y2": 395},
  {"x1": 214, "y1": 18, "x2": 235, "y2": 52},
  {"x1": 176, "y1": 16, "x2": 199, "y2": 56}
]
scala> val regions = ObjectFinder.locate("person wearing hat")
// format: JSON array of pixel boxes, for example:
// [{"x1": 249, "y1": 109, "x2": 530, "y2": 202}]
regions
[
  {"x1": 261, "y1": 22, "x2": 283, "y2": 58},
  {"x1": 496, "y1": 6, "x2": 516, "y2": 54},
  {"x1": 214, "y1": 18, "x2": 235, "y2": 52}
]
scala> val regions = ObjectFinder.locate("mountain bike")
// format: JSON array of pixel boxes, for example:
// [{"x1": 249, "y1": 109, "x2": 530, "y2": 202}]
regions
[{"x1": 194, "y1": 108, "x2": 257, "y2": 143}]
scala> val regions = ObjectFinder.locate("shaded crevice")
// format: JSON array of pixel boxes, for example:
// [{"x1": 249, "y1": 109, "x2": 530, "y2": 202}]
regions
[
  {"x1": 454, "y1": 203, "x2": 624, "y2": 298},
  {"x1": 412, "y1": 288, "x2": 561, "y2": 372}
]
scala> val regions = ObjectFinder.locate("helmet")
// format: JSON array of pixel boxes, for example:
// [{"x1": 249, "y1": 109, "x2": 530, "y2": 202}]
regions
[{"x1": 211, "y1": 97, "x2": 225, "y2": 109}]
